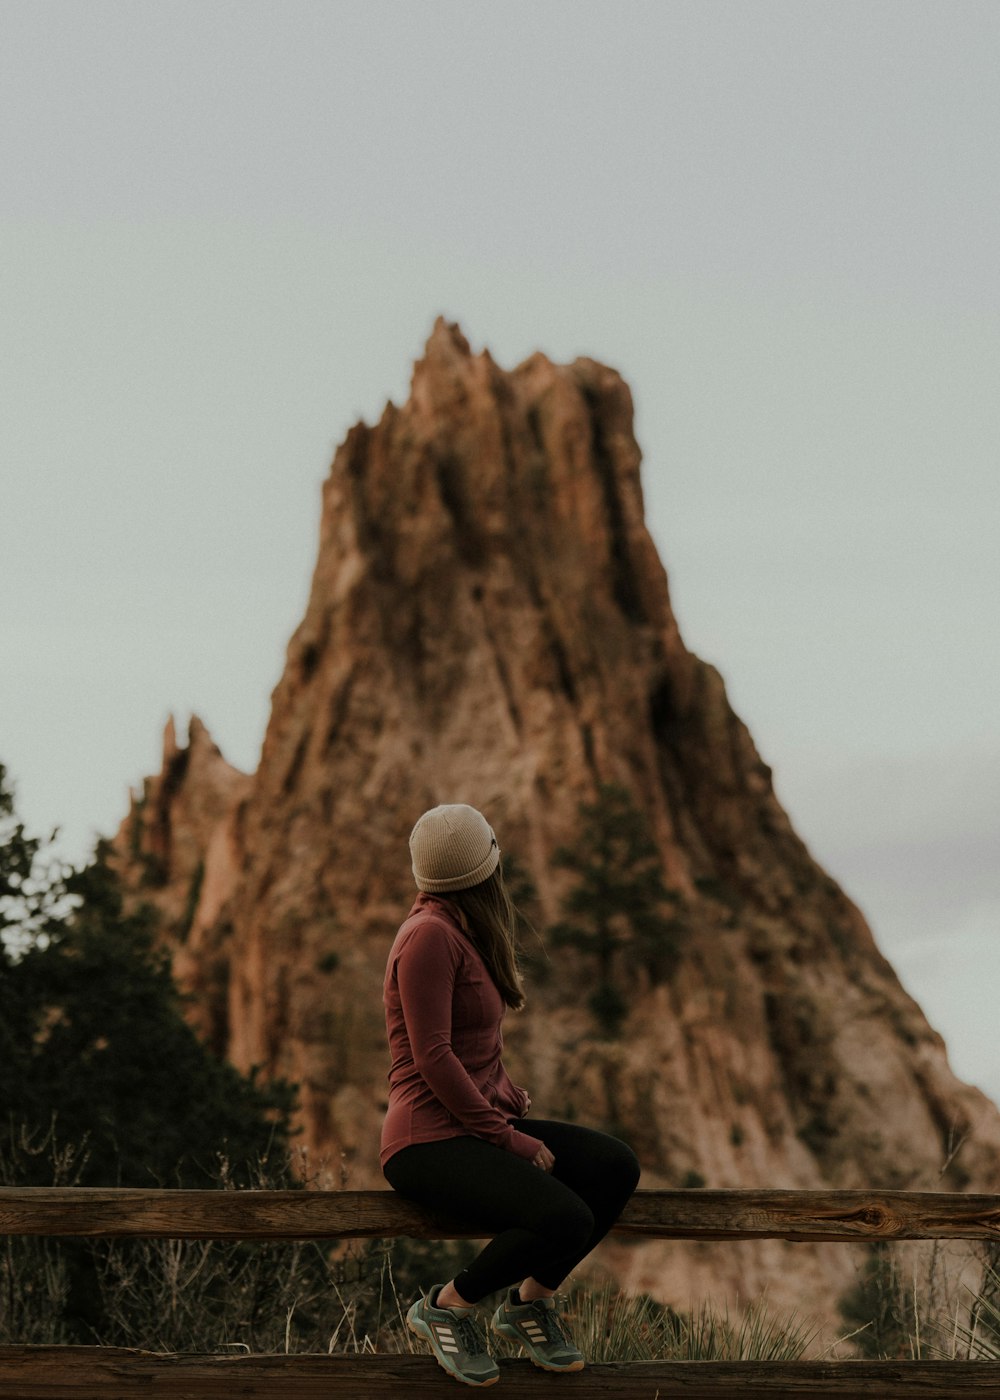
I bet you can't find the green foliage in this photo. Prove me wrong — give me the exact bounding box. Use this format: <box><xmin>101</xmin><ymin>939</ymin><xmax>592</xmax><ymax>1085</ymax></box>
<box><xmin>0</xmin><ymin>763</ymin><xmax>65</xmax><ymax>954</ymax></box>
<box><xmin>0</xmin><ymin>757</ymin><xmax>301</xmax><ymax>1343</ymax></box>
<box><xmin>0</xmin><ymin>766</ymin><xmax>296</xmax><ymax>1191</ymax></box>
<box><xmin>550</xmin><ymin>784</ymin><xmax>684</xmax><ymax>1034</ymax></box>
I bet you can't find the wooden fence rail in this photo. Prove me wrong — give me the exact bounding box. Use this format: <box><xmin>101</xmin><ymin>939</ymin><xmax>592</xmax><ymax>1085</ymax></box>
<box><xmin>3</xmin><ymin>1188</ymin><xmax>1000</xmax><ymax>1397</ymax></box>
<box><xmin>3</xmin><ymin>1186</ymin><xmax>1000</xmax><ymax>1242</ymax></box>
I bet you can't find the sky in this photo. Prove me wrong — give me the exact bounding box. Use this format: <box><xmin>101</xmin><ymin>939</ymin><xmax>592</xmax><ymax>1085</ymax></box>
<box><xmin>2</xmin><ymin>1</ymin><xmax>998</xmax><ymax>1101</ymax></box>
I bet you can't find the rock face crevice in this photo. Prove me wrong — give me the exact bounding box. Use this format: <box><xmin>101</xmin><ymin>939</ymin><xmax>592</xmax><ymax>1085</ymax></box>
<box><xmin>111</xmin><ymin>317</ymin><xmax>1000</xmax><ymax>1330</ymax></box>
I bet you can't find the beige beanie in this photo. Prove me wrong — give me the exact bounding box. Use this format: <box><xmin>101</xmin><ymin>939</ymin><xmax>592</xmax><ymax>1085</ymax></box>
<box><xmin>409</xmin><ymin>804</ymin><xmax>500</xmax><ymax>892</ymax></box>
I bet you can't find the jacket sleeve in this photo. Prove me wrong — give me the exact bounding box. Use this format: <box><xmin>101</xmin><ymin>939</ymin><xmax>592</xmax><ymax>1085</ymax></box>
<box><xmin>396</xmin><ymin>920</ymin><xmax>539</xmax><ymax>1161</ymax></box>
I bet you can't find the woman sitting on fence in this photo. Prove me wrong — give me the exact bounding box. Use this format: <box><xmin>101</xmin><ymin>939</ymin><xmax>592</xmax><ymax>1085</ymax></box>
<box><xmin>380</xmin><ymin>803</ymin><xmax>641</xmax><ymax>1388</ymax></box>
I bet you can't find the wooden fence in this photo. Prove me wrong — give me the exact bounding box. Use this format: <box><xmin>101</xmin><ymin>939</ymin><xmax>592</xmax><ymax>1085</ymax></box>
<box><xmin>2</xmin><ymin>1187</ymin><xmax>1000</xmax><ymax>1396</ymax></box>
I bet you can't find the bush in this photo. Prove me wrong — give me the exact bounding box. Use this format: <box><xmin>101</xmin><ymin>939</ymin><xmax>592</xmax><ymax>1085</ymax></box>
<box><xmin>1</xmin><ymin>764</ymin><xmax>295</xmax><ymax>1189</ymax></box>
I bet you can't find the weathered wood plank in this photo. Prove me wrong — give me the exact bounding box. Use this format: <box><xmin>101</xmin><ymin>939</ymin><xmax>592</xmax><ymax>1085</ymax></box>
<box><xmin>1</xmin><ymin>1187</ymin><xmax>999</xmax><ymax>1242</ymax></box>
<box><xmin>618</xmin><ymin>1189</ymin><xmax>1000</xmax><ymax>1242</ymax></box>
<box><xmin>1</xmin><ymin>1350</ymin><xmax>1000</xmax><ymax>1399</ymax></box>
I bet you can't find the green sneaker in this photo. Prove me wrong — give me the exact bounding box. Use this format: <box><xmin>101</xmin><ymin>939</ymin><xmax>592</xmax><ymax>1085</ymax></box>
<box><xmin>491</xmin><ymin>1288</ymin><xmax>585</xmax><ymax>1372</ymax></box>
<box><xmin>406</xmin><ymin>1283</ymin><xmax>500</xmax><ymax>1387</ymax></box>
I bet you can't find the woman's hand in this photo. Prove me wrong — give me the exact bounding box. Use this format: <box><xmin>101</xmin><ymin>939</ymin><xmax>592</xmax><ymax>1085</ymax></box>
<box><xmin>532</xmin><ymin>1143</ymin><xmax>555</xmax><ymax>1172</ymax></box>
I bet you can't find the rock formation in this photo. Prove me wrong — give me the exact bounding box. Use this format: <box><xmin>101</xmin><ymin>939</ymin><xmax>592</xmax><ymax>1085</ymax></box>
<box><xmin>111</xmin><ymin>318</ymin><xmax>1000</xmax><ymax>1331</ymax></box>
<box><xmin>114</xmin><ymin>714</ymin><xmax>250</xmax><ymax>1056</ymax></box>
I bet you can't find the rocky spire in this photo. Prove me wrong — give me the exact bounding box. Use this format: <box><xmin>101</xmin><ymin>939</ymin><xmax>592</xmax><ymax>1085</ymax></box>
<box><xmin>111</xmin><ymin>320</ymin><xmax>1000</xmax><ymax>1331</ymax></box>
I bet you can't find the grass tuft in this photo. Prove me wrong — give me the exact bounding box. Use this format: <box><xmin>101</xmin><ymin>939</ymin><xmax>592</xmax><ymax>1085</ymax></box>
<box><xmin>516</xmin><ymin>1277</ymin><xmax>820</xmax><ymax>1363</ymax></box>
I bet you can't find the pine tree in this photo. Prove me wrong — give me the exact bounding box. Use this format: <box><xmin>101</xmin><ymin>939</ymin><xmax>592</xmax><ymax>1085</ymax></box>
<box><xmin>0</xmin><ymin>762</ymin><xmax>65</xmax><ymax>955</ymax></box>
<box><xmin>0</xmin><ymin>765</ymin><xmax>295</xmax><ymax>1189</ymax></box>
<box><xmin>550</xmin><ymin>783</ymin><xmax>683</xmax><ymax>1035</ymax></box>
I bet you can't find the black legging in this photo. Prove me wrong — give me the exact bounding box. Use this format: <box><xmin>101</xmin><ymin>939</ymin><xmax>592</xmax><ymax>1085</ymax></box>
<box><xmin>382</xmin><ymin>1119</ymin><xmax>641</xmax><ymax>1304</ymax></box>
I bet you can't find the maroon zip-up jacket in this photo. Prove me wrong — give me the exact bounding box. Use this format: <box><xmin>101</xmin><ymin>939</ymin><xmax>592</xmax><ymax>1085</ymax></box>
<box><xmin>380</xmin><ymin>892</ymin><xmax>539</xmax><ymax>1168</ymax></box>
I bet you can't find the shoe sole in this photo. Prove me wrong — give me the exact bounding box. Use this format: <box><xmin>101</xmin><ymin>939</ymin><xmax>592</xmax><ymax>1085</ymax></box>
<box><xmin>492</xmin><ymin>1317</ymin><xmax>586</xmax><ymax>1372</ymax></box>
<box><xmin>407</xmin><ymin>1308</ymin><xmax>500</xmax><ymax>1388</ymax></box>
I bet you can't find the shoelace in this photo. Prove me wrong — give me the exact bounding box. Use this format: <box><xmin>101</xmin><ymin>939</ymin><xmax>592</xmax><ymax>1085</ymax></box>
<box><xmin>446</xmin><ymin>1308</ymin><xmax>491</xmax><ymax>1356</ymax></box>
<box><xmin>522</xmin><ymin>1296</ymin><xmax>574</xmax><ymax>1345</ymax></box>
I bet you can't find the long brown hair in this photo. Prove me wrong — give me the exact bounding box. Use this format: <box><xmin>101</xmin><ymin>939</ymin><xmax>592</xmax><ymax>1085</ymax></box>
<box><xmin>439</xmin><ymin>865</ymin><xmax>525</xmax><ymax>1010</ymax></box>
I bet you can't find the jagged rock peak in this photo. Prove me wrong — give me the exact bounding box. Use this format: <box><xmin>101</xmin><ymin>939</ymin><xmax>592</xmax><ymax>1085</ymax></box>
<box><xmin>159</xmin><ymin>712</ymin><xmax>225</xmax><ymax>768</ymax></box>
<box><xmin>315</xmin><ymin>316</ymin><xmax>662</xmax><ymax>667</ymax></box>
<box><xmin>415</xmin><ymin>314</ymin><xmax>474</xmax><ymax>369</ymax></box>
<box><xmin>407</xmin><ymin>316</ymin><xmax>496</xmax><ymax>421</ymax></box>
<box><xmin>109</xmin><ymin>325</ymin><xmax>1000</xmax><ymax>1341</ymax></box>
<box><xmin>111</xmin><ymin>712</ymin><xmax>251</xmax><ymax>955</ymax></box>
<box><xmin>161</xmin><ymin>713</ymin><xmax>180</xmax><ymax>765</ymax></box>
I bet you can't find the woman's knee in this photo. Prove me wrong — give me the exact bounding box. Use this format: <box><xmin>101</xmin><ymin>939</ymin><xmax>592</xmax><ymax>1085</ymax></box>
<box><xmin>590</xmin><ymin>1138</ymin><xmax>641</xmax><ymax>1203</ymax></box>
<box><xmin>546</xmin><ymin>1196</ymin><xmax>596</xmax><ymax>1252</ymax></box>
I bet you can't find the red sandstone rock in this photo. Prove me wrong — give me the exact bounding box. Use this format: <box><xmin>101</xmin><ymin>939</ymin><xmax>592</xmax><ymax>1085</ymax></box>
<box><xmin>111</xmin><ymin>318</ymin><xmax>1000</xmax><ymax>1332</ymax></box>
<box><xmin>111</xmin><ymin>713</ymin><xmax>250</xmax><ymax>1054</ymax></box>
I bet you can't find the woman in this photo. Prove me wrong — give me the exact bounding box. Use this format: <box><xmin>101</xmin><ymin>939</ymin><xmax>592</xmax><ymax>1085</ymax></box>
<box><xmin>381</xmin><ymin>803</ymin><xmax>641</xmax><ymax>1388</ymax></box>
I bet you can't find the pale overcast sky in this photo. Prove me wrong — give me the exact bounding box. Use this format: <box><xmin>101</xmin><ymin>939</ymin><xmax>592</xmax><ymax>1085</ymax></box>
<box><xmin>2</xmin><ymin>1</ymin><xmax>998</xmax><ymax>1100</ymax></box>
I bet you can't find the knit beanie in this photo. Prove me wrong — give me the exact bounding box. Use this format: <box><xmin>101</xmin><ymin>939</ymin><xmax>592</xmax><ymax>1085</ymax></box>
<box><xmin>409</xmin><ymin>804</ymin><xmax>500</xmax><ymax>892</ymax></box>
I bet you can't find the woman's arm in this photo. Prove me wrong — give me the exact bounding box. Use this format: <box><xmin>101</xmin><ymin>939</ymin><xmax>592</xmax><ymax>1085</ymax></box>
<box><xmin>396</xmin><ymin>922</ymin><xmax>538</xmax><ymax>1160</ymax></box>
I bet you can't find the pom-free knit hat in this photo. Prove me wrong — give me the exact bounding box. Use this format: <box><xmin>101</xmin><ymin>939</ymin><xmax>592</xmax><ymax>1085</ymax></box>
<box><xmin>409</xmin><ymin>804</ymin><xmax>500</xmax><ymax>892</ymax></box>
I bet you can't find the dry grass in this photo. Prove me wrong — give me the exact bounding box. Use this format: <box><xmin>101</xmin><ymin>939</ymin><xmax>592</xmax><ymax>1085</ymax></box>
<box><xmin>4</xmin><ymin>1130</ymin><xmax>1000</xmax><ymax>1364</ymax></box>
<box><xmin>555</xmin><ymin>1277</ymin><xmax>818</xmax><ymax>1363</ymax></box>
